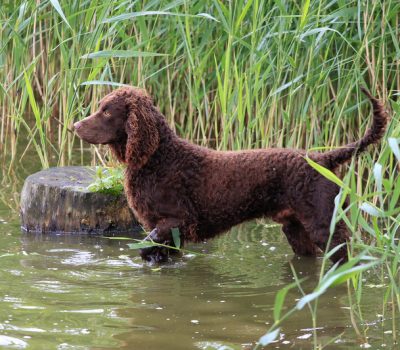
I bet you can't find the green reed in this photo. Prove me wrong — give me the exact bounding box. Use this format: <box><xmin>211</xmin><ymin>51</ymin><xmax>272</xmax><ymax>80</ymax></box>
<box><xmin>1</xmin><ymin>1</ymin><xmax>398</xmax><ymax>164</ymax></box>
<box><xmin>257</xmin><ymin>127</ymin><xmax>400</xmax><ymax>348</ymax></box>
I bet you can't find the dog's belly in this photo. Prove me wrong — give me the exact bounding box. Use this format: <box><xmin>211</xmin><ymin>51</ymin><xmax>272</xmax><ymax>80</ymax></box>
<box><xmin>195</xmin><ymin>185</ymin><xmax>283</xmax><ymax>239</ymax></box>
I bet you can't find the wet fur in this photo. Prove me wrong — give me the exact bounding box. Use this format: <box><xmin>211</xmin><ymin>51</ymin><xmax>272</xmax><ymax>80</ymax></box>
<box><xmin>74</xmin><ymin>87</ymin><xmax>388</xmax><ymax>264</ymax></box>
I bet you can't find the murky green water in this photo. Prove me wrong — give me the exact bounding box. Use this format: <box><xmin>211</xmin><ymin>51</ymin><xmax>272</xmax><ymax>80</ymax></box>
<box><xmin>0</xmin><ymin>160</ymin><xmax>398</xmax><ymax>349</ymax></box>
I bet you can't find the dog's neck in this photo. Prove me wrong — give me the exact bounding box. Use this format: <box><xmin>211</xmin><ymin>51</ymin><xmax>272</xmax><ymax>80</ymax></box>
<box><xmin>156</xmin><ymin>115</ymin><xmax>178</xmax><ymax>145</ymax></box>
<box><xmin>109</xmin><ymin>139</ymin><xmax>127</xmax><ymax>164</ymax></box>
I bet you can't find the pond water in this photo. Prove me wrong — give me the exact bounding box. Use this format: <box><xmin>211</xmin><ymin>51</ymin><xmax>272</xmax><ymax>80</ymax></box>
<box><xmin>0</xmin><ymin>158</ymin><xmax>397</xmax><ymax>349</ymax></box>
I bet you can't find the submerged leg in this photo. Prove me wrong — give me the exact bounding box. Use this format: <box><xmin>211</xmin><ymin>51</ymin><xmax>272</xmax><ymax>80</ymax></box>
<box><xmin>273</xmin><ymin>210</ymin><xmax>319</xmax><ymax>257</ymax></box>
<box><xmin>306</xmin><ymin>220</ymin><xmax>349</xmax><ymax>264</ymax></box>
<box><xmin>140</xmin><ymin>228</ymin><xmax>171</xmax><ymax>264</ymax></box>
<box><xmin>282</xmin><ymin>218</ymin><xmax>320</xmax><ymax>256</ymax></box>
<box><xmin>139</xmin><ymin>218</ymin><xmax>188</xmax><ymax>264</ymax></box>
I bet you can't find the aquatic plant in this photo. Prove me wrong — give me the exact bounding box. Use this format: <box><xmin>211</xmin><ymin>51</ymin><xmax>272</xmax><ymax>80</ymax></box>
<box><xmin>87</xmin><ymin>166</ymin><xmax>124</xmax><ymax>195</ymax></box>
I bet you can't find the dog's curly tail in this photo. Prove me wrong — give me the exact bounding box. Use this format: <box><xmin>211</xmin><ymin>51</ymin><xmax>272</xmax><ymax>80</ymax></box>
<box><xmin>323</xmin><ymin>87</ymin><xmax>388</xmax><ymax>169</ymax></box>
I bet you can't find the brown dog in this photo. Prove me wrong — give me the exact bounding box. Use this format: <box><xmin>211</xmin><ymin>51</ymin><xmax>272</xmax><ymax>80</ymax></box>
<box><xmin>74</xmin><ymin>87</ymin><xmax>387</xmax><ymax>264</ymax></box>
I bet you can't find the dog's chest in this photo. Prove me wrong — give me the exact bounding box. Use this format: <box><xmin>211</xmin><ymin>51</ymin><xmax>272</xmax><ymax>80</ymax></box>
<box><xmin>123</xmin><ymin>175</ymin><xmax>160</xmax><ymax>228</ymax></box>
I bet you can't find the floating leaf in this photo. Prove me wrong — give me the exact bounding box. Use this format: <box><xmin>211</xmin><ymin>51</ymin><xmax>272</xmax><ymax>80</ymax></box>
<box><xmin>171</xmin><ymin>227</ymin><xmax>181</xmax><ymax>248</ymax></box>
<box><xmin>127</xmin><ymin>242</ymin><xmax>158</xmax><ymax>250</ymax></box>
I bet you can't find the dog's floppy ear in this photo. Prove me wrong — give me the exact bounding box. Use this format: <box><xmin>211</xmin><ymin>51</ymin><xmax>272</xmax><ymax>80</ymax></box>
<box><xmin>125</xmin><ymin>93</ymin><xmax>160</xmax><ymax>170</ymax></box>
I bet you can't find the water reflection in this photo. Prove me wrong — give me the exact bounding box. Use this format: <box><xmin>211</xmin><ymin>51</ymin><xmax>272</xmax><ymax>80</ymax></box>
<box><xmin>0</xmin><ymin>208</ymin><xmax>397</xmax><ymax>349</ymax></box>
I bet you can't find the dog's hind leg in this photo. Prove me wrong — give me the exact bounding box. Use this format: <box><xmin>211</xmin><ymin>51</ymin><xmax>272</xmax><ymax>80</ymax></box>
<box><xmin>274</xmin><ymin>212</ymin><xmax>319</xmax><ymax>256</ymax></box>
<box><xmin>306</xmin><ymin>220</ymin><xmax>349</xmax><ymax>264</ymax></box>
<box><xmin>295</xmin><ymin>187</ymin><xmax>349</xmax><ymax>263</ymax></box>
<box><xmin>282</xmin><ymin>218</ymin><xmax>320</xmax><ymax>256</ymax></box>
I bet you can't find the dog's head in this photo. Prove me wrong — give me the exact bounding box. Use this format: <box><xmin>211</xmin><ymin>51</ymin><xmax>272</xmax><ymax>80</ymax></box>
<box><xmin>74</xmin><ymin>87</ymin><xmax>160</xmax><ymax>168</ymax></box>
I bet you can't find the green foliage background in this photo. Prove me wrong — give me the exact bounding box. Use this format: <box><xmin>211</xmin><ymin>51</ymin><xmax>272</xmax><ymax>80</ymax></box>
<box><xmin>1</xmin><ymin>0</ymin><xmax>398</xmax><ymax>167</ymax></box>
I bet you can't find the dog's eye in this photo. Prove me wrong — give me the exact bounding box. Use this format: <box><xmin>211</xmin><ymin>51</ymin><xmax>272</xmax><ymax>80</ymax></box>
<box><xmin>103</xmin><ymin>109</ymin><xmax>112</xmax><ymax>119</ymax></box>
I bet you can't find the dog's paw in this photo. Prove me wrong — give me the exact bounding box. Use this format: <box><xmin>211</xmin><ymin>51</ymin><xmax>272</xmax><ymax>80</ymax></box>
<box><xmin>139</xmin><ymin>245</ymin><xmax>169</xmax><ymax>264</ymax></box>
<box><xmin>139</xmin><ymin>227</ymin><xmax>183</xmax><ymax>264</ymax></box>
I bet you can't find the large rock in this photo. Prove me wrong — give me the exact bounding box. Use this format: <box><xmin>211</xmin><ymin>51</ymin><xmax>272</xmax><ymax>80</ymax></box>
<box><xmin>20</xmin><ymin>166</ymin><xmax>140</xmax><ymax>234</ymax></box>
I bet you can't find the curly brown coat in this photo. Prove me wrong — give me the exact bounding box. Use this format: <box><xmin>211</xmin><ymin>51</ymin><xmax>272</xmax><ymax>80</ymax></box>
<box><xmin>74</xmin><ymin>87</ymin><xmax>388</xmax><ymax>264</ymax></box>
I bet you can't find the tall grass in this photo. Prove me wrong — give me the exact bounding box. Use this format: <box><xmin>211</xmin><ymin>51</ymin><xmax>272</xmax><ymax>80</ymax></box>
<box><xmin>1</xmin><ymin>0</ymin><xmax>398</xmax><ymax>166</ymax></box>
<box><xmin>257</xmin><ymin>136</ymin><xmax>400</xmax><ymax>348</ymax></box>
<box><xmin>1</xmin><ymin>1</ymin><xmax>399</xmax><ymax>348</ymax></box>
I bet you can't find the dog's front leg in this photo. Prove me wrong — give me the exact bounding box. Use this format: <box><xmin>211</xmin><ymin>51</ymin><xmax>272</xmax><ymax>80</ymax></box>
<box><xmin>139</xmin><ymin>228</ymin><xmax>171</xmax><ymax>264</ymax></box>
<box><xmin>139</xmin><ymin>219</ymin><xmax>184</xmax><ymax>264</ymax></box>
